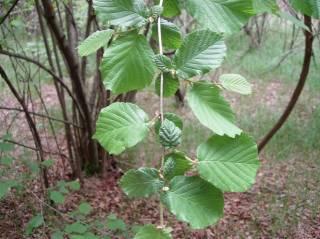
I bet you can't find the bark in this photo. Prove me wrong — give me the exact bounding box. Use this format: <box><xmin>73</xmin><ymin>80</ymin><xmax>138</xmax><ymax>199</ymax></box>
<box><xmin>80</xmin><ymin>0</ymin><xmax>95</xmax><ymax>82</ymax></box>
<box><xmin>0</xmin><ymin>49</ymin><xmax>82</xmax><ymax>117</ymax></box>
<box><xmin>175</xmin><ymin>89</ymin><xmax>185</xmax><ymax>106</ymax></box>
<box><xmin>40</xmin><ymin>0</ymin><xmax>99</xmax><ymax>168</ymax></box>
<box><xmin>0</xmin><ymin>65</ymin><xmax>49</xmax><ymax>189</ymax></box>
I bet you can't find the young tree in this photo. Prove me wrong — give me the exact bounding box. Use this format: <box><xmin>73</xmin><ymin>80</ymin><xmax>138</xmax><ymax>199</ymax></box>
<box><xmin>259</xmin><ymin>0</ymin><xmax>318</xmax><ymax>151</ymax></box>
<box><xmin>89</xmin><ymin>0</ymin><xmax>266</xmax><ymax>237</ymax></box>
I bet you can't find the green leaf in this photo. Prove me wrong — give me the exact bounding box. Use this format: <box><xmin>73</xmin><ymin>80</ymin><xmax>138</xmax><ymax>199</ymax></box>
<box><xmin>69</xmin><ymin>233</ymin><xmax>99</xmax><ymax>239</ymax></box>
<box><xmin>0</xmin><ymin>156</ymin><xmax>14</xmax><ymax>166</ymax></box>
<box><xmin>41</xmin><ymin>159</ymin><xmax>54</xmax><ymax>168</ymax></box>
<box><xmin>0</xmin><ymin>141</ymin><xmax>14</xmax><ymax>152</ymax></box>
<box><xmin>69</xmin><ymin>235</ymin><xmax>85</xmax><ymax>239</ymax></box>
<box><xmin>181</xmin><ymin>0</ymin><xmax>255</xmax><ymax>34</ymax></box>
<box><xmin>82</xmin><ymin>232</ymin><xmax>100</xmax><ymax>239</ymax></box>
<box><xmin>155</xmin><ymin>73</ymin><xmax>179</xmax><ymax>98</ymax></box>
<box><xmin>0</xmin><ymin>134</ymin><xmax>14</xmax><ymax>152</ymax></box>
<box><xmin>161</xmin><ymin>176</ymin><xmax>224</xmax><ymax>229</ymax></box>
<box><xmin>0</xmin><ymin>180</ymin><xmax>18</xmax><ymax>200</ymax></box>
<box><xmin>78</xmin><ymin>30</ymin><xmax>114</xmax><ymax>57</ymax></box>
<box><xmin>65</xmin><ymin>222</ymin><xmax>88</xmax><ymax>234</ymax></box>
<box><xmin>78</xmin><ymin>202</ymin><xmax>92</xmax><ymax>215</ymax></box>
<box><xmin>163</xmin><ymin>151</ymin><xmax>192</xmax><ymax>180</ymax></box>
<box><xmin>120</xmin><ymin>168</ymin><xmax>164</xmax><ymax>198</ymax></box>
<box><xmin>68</xmin><ymin>233</ymin><xmax>99</xmax><ymax>239</ymax></box>
<box><xmin>197</xmin><ymin>134</ymin><xmax>260</xmax><ymax>192</ymax></box>
<box><xmin>51</xmin><ymin>231</ymin><xmax>64</xmax><ymax>239</ymax></box>
<box><xmin>26</xmin><ymin>161</ymin><xmax>40</xmax><ymax>174</ymax></box>
<box><xmin>93</xmin><ymin>0</ymin><xmax>147</xmax><ymax>27</ymax></box>
<box><xmin>152</xmin><ymin>19</ymin><xmax>183</xmax><ymax>49</ymax></box>
<box><xmin>289</xmin><ymin>0</ymin><xmax>320</xmax><ymax>19</ymax></box>
<box><xmin>132</xmin><ymin>225</ymin><xmax>144</xmax><ymax>234</ymax></box>
<box><xmin>187</xmin><ymin>81</ymin><xmax>242</xmax><ymax>137</ymax></box>
<box><xmin>50</xmin><ymin>191</ymin><xmax>65</xmax><ymax>204</ymax></box>
<box><xmin>134</xmin><ymin>224</ymin><xmax>172</xmax><ymax>239</ymax></box>
<box><xmin>154</xmin><ymin>54</ymin><xmax>174</xmax><ymax>72</ymax></box>
<box><xmin>219</xmin><ymin>74</ymin><xmax>252</xmax><ymax>95</ymax></box>
<box><xmin>150</xmin><ymin>5</ymin><xmax>164</xmax><ymax>18</ymax></box>
<box><xmin>100</xmin><ymin>31</ymin><xmax>156</xmax><ymax>94</ymax></box>
<box><xmin>279</xmin><ymin>12</ymin><xmax>310</xmax><ymax>31</ymax></box>
<box><xmin>159</xmin><ymin>119</ymin><xmax>182</xmax><ymax>148</ymax></box>
<box><xmin>106</xmin><ymin>214</ymin><xmax>126</xmax><ymax>231</ymax></box>
<box><xmin>55</xmin><ymin>181</ymin><xmax>68</xmax><ymax>194</ymax></box>
<box><xmin>154</xmin><ymin>113</ymin><xmax>183</xmax><ymax>134</ymax></box>
<box><xmin>173</xmin><ymin>30</ymin><xmax>226</xmax><ymax>79</ymax></box>
<box><xmin>156</xmin><ymin>0</ymin><xmax>181</xmax><ymax>18</ymax></box>
<box><xmin>25</xmin><ymin>214</ymin><xmax>44</xmax><ymax>235</ymax></box>
<box><xmin>67</xmin><ymin>180</ymin><xmax>81</xmax><ymax>191</ymax></box>
<box><xmin>94</xmin><ymin>103</ymin><xmax>149</xmax><ymax>155</ymax></box>
<box><xmin>253</xmin><ymin>0</ymin><xmax>279</xmax><ymax>13</ymax></box>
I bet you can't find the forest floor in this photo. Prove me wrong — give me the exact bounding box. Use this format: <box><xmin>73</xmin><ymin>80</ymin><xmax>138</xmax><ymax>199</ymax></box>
<box><xmin>1</xmin><ymin>76</ymin><xmax>320</xmax><ymax>238</ymax></box>
<box><xmin>1</xmin><ymin>29</ymin><xmax>320</xmax><ymax>238</ymax></box>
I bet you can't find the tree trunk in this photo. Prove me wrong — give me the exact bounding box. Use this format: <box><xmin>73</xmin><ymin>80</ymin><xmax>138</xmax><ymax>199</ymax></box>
<box><xmin>40</xmin><ymin>0</ymin><xmax>99</xmax><ymax>169</ymax></box>
<box><xmin>258</xmin><ymin>15</ymin><xmax>314</xmax><ymax>152</ymax></box>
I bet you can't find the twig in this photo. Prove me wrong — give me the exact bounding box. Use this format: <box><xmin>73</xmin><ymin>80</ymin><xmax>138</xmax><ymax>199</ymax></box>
<box><xmin>41</xmin><ymin>0</ymin><xmax>99</xmax><ymax>167</ymax></box>
<box><xmin>0</xmin><ymin>49</ymin><xmax>84</xmax><ymax>120</ymax></box>
<box><xmin>157</xmin><ymin>0</ymin><xmax>165</xmax><ymax>229</ymax></box>
<box><xmin>0</xmin><ymin>65</ymin><xmax>49</xmax><ymax>189</ymax></box>
<box><xmin>3</xmin><ymin>139</ymin><xmax>68</xmax><ymax>158</ymax></box>
<box><xmin>0</xmin><ymin>0</ymin><xmax>20</xmax><ymax>25</ymax></box>
<box><xmin>0</xmin><ymin>106</ymin><xmax>83</xmax><ymax>128</ymax></box>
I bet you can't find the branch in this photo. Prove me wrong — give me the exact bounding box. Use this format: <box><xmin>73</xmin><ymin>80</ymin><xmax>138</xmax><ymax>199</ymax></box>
<box><xmin>40</xmin><ymin>0</ymin><xmax>99</xmax><ymax>166</ymax></box>
<box><xmin>81</xmin><ymin>0</ymin><xmax>96</xmax><ymax>82</ymax></box>
<box><xmin>0</xmin><ymin>0</ymin><xmax>20</xmax><ymax>25</ymax></box>
<box><xmin>258</xmin><ymin>15</ymin><xmax>314</xmax><ymax>152</ymax></box>
<box><xmin>0</xmin><ymin>64</ymin><xmax>49</xmax><ymax>188</ymax></box>
<box><xmin>3</xmin><ymin>139</ymin><xmax>68</xmax><ymax>157</ymax></box>
<box><xmin>0</xmin><ymin>49</ymin><xmax>85</xmax><ymax>120</ymax></box>
<box><xmin>0</xmin><ymin>106</ymin><xmax>82</xmax><ymax>128</ymax></box>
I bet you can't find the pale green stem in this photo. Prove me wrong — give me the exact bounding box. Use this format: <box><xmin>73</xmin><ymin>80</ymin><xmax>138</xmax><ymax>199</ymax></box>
<box><xmin>157</xmin><ymin>0</ymin><xmax>165</xmax><ymax>229</ymax></box>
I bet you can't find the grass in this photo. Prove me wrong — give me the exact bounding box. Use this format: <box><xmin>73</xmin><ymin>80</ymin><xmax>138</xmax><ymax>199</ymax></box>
<box><xmin>224</xmin><ymin>19</ymin><xmax>320</xmax><ymax>90</ymax></box>
<box><xmin>219</xmin><ymin>17</ymin><xmax>320</xmax><ymax>159</ymax></box>
<box><xmin>224</xmin><ymin>19</ymin><xmax>320</xmax><ymax>236</ymax></box>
